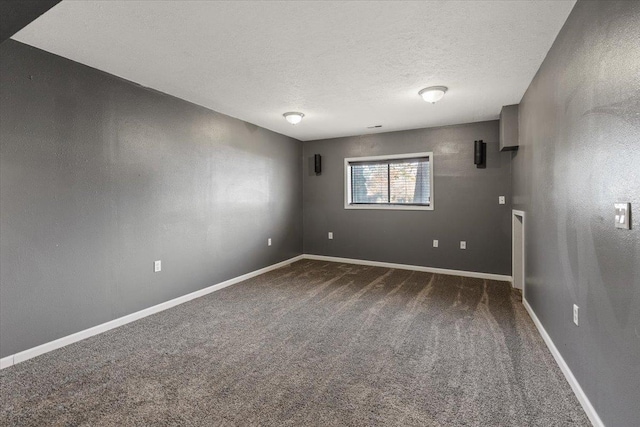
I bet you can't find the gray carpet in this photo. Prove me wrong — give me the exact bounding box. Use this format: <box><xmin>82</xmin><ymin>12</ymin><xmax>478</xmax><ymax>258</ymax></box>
<box><xmin>0</xmin><ymin>260</ymin><xmax>589</xmax><ymax>426</ymax></box>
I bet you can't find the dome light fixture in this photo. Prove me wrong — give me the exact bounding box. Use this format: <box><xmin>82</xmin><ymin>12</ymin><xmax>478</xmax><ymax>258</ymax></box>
<box><xmin>283</xmin><ymin>112</ymin><xmax>305</xmax><ymax>125</ymax></box>
<box><xmin>419</xmin><ymin>86</ymin><xmax>448</xmax><ymax>103</ymax></box>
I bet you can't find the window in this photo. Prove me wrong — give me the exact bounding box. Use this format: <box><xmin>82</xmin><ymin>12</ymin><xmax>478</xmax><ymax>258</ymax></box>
<box><xmin>344</xmin><ymin>152</ymin><xmax>433</xmax><ymax>210</ymax></box>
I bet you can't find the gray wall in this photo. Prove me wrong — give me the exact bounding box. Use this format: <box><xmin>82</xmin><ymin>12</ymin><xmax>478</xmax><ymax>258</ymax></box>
<box><xmin>0</xmin><ymin>40</ymin><xmax>302</xmax><ymax>358</ymax></box>
<box><xmin>303</xmin><ymin>121</ymin><xmax>512</xmax><ymax>275</ymax></box>
<box><xmin>0</xmin><ymin>1</ymin><xmax>60</xmax><ymax>43</ymax></box>
<box><xmin>512</xmin><ymin>1</ymin><xmax>640</xmax><ymax>425</ymax></box>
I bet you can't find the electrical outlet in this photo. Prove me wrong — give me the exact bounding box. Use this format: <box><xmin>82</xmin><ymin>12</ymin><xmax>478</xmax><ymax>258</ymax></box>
<box><xmin>433</xmin><ymin>239</ymin><xmax>439</xmax><ymax>248</ymax></box>
<box><xmin>460</xmin><ymin>241</ymin><xmax>466</xmax><ymax>250</ymax></box>
<box><xmin>328</xmin><ymin>232</ymin><xmax>333</xmax><ymax>240</ymax></box>
<box><xmin>573</xmin><ymin>304</ymin><xmax>579</xmax><ymax>326</ymax></box>
<box><xmin>154</xmin><ymin>260</ymin><xmax>161</xmax><ymax>273</ymax></box>
<box><xmin>499</xmin><ymin>196</ymin><xmax>506</xmax><ymax>205</ymax></box>
<box><xmin>268</xmin><ymin>238</ymin><xmax>272</xmax><ymax>246</ymax></box>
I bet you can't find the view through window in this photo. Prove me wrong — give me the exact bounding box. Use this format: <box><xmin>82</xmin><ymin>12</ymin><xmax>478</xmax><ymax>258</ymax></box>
<box><xmin>345</xmin><ymin>153</ymin><xmax>433</xmax><ymax>210</ymax></box>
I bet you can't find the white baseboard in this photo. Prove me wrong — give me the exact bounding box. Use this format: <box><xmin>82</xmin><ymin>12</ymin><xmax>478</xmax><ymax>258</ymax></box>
<box><xmin>522</xmin><ymin>299</ymin><xmax>604</xmax><ymax>427</ymax></box>
<box><xmin>1</xmin><ymin>254</ymin><xmax>509</xmax><ymax>370</ymax></box>
<box><xmin>0</xmin><ymin>355</ymin><xmax>13</xmax><ymax>369</ymax></box>
<box><xmin>0</xmin><ymin>254</ymin><xmax>603</xmax><ymax>427</ymax></box>
<box><xmin>0</xmin><ymin>255</ymin><xmax>304</xmax><ymax>370</ymax></box>
<box><xmin>303</xmin><ymin>254</ymin><xmax>512</xmax><ymax>282</ymax></box>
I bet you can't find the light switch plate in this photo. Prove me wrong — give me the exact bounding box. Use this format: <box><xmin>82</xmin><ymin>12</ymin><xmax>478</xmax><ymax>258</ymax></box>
<box><xmin>433</xmin><ymin>239</ymin><xmax>439</xmax><ymax>248</ymax></box>
<box><xmin>499</xmin><ymin>196</ymin><xmax>506</xmax><ymax>205</ymax></box>
<box><xmin>614</xmin><ymin>203</ymin><xmax>630</xmax><ymax>229</ymax></box>
<box><xmin>154</xmin><ymin>260</ymin><xmax>161</xmax><ymax>273</ymax></box>
<box><xmin>328</xmin><ymin>232</ymin><xmax>333</xmax><ymax>240</ymax></box>
<box><xmin>460</xmin><ymin>241</ymin><xmax>466</xmax><ymax>250</ymax></box>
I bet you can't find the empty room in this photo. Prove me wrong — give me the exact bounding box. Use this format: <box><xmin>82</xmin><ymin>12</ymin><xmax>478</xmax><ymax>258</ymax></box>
<box><xmin>0</xmin><ymin>0</ymin><xmax>638</xmax><ymax>426</ymax></box>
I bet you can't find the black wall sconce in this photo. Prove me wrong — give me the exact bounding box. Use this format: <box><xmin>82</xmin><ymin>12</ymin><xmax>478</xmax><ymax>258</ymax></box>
<box><xmin>474</xmin><ymin>140</ymin><xmax>486</xmax><ymax>168</ymax></box>
<box><xmin>314</xmin><ymin>154</ymin><xmax>322</xmax><ymax>175</ymax></box>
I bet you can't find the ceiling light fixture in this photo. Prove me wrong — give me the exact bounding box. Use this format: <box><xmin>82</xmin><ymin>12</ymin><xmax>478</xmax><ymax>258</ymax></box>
<box><xmin>419</xmin><ymin>86</ymin><xmax>448</xmax><ymax>103</ymax></box>
<box><xmin>283</xmin><ymin>112</ymin><xmax>304</xmax><ymax>125</ymax></box>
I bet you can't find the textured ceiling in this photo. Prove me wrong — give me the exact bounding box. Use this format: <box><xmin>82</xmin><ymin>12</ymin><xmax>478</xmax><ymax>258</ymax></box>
<box><xmin>12</xmin><ymin>0</ymin><xmax>575</xmax><ymax>141</ymax></box>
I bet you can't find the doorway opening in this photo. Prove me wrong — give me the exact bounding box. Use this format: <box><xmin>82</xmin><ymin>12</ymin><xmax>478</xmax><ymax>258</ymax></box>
<box><xmin>512</xmin><ymin>210</ymin><xmax>525</xmax><ymax>298</ymax></box>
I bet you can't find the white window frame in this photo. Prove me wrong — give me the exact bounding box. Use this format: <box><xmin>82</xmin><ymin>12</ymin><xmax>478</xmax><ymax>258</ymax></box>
<box><xmin>344</xmin><ymin>152</ymin><xmax>434</xmax><ymax>211</ymax></box>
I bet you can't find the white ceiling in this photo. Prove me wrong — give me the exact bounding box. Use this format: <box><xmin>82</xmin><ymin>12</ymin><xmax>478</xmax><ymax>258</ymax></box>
<box><xmin>13</xmin><ymin>0</ymin><xmax>575</xmax><ymax>141</ymax></box>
